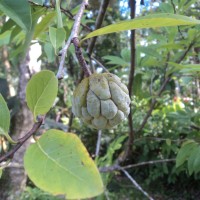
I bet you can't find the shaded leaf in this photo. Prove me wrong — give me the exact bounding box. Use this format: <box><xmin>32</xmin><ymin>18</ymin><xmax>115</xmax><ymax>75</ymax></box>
<box><xmin>24</xmin><ymin>129</ymin><xmax>104</xmax><ymax>199</ymax></box>
<box><xmin>0</xmin><ymin>94</ymin><xmax>16</xmax><ymax>143</ymax></box>
<box><xmin>188</xmin><ymin>146</ymin><xmax>200</xmax><ymax>175</ymax></box>
<box><xmin>26</xmin><ymin>70</ymin><xmax>58</xmax><ymax>121</ymax></box>
<box><xmin>0</xmin><ymin>94</ymin><xmax>10</xmax><ymax>133</ymax></box>
<box><xmin>49</xmin><ymin>27</ymin><xmax>66</xmax><ymax>51</ymax></box>
<box><xmin>167</xmin><ymin>63</ymin><xmax>200</xmax><ymax>75</ymax></box>
<box><xmin>0</xmin><ymin>0</ymin><xmax>32</xmax><ymax>31</ymax></box>
<box><xmin>44</xmin><ymin>43</ymin><xmax>55</xmax><ymax>63</ymax></box>
<box><xmin>81</xmin><ymin>13</ymin><xmax>200</xmax><ymax>43</ymax></box>
<box><xmin>0</xmin><ymin>30</ymin><xmax>12</xmax><ymax>46</ymax></box>
<box><xmin>34</xmin><ymin>11</ymin><xmax>56</xmax><ymax>39</ymax></box>
<box><xmin>176</xmin><ymin>140</ymin><xmax>198</xmax><ymax>168</ymax></box>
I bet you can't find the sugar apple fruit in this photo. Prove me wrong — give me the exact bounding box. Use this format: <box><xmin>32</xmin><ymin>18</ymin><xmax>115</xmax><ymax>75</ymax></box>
<box><xmin>72</xmin><ymin>73</ymin><xmax>130</xmax><ymax>129</ymax></box>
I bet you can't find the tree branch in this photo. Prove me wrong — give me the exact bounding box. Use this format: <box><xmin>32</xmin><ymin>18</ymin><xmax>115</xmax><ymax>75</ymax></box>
<box><xmin>57</xmin><ymin>0</ymin><xmax>91</xmax><ymax>79</ymax></box>
<box><xmin>72</xmin><ymin>37</ymin><xmax>92</xmax><ymax>77</ymax></box>
<box><xmin>0</xmin><ymin>118</ymin><xmax>43</xmax><ymax>163</ymax></box>
<box><xmin>99</xmin><ymin>158</ymin><xmax>175</xmax><ymax>172</ymax></box>
<box><xmin>119</xmin><ymin>0</ymin><xmax>136</xmax><ymax>163</ymax></box>
<box><xmin>87</xmin><ymin>0</ymin><xmax>110</xmax><ymax>56</ymax></box>
<box><xmin>121</xmin><ymin>168</ymin><xmax>154</xmax><ymax>200</ymax></box>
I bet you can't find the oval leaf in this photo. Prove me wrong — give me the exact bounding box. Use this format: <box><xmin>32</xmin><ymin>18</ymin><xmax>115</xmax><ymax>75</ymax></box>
<box><xmin>26</xmin><ymin>70</ymin><xmax>58</xmax><ymax>121</ymax></box>
<box><xmin>24</xmin><ymin>129</ymin><xmax>104</xmax><ymax>199</ymax></box>
<box><xmin>0</xmin><ymin>0</ymin><xmax>32</xmax><ymax>32</ymax></box>
<box><xmin>81</xmin><ymin>13</ymin><xmax>200</xmax><ymax>43</ymax></box>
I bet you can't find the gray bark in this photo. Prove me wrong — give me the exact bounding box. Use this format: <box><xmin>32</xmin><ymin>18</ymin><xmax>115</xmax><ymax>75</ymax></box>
<box><xmin>0</xmin><ymin>52</ymin><xmax>33</xmax><ymax>200</ymax></box>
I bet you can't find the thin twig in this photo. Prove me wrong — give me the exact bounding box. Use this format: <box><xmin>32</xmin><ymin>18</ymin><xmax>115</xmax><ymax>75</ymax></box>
<box><xmin>28</xmin><ymin>0</ymin><xmax>91</xmax><ymax>32</ymax></box>
<box><xmin>99</xmin><ymin>158</ymin><xmax>175</xmax><ymax>172</ymax></box>
<box><xmin>123</xmin><ymin>158</ymin><xmax>176</xmax><ymax>170</ymax></box>
<box><xmin>121</xmin><ymin>168</ymin><xmax>155</xmax><ymax>200</ymax></box>
<box><xmin>95</xmin><ymin>130</ymin><xmax>102</xmax><ymax>157</ymax></box>
<box><xmin>0</xmin><ymin>118</ymin><xmax>43</xmax><ymax>163</ymax></box>
<box><xmin>119</xmin><ymin>0</ymin><xmax>136</xmax><ymax>163</ymax></box>
<box><xmin>72</xmin><ymin>37</ymin><xmax>92</xmax><ymax>77</ymax></box>
<box><xmin>87</xmin><ymin>0</ymin><xmax>110</xmax><ymax>56</ymax></box>
<box><xmin>57</xmin><ymin>0</ymin><xmax>91</xmax><ymax>79</ymax></box>
<box><xmin>91</xmin><ymin>56</ymin><xmax>109</xmax><ymax>72</ymax></box>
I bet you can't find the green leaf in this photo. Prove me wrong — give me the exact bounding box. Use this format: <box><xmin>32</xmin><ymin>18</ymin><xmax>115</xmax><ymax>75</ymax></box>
<box><xmin>24</xmin><ymin>129</ymin><xmax>104</xmax><ymax>199</ymax></box>
<box><xmin>26</xmin><ymin>70</ymin><xmax>58</xmax><ymax>121</ymax></box>
<box><xmin>34</xmin><ymin>11</ymin><xmax>56</xmax><ymax>39</ymax></box>
<box><xmin>0</xmin><ymin>30</ymin><xmax>12</xmax><ymax>46</ymax></box>
<box><xmin>0</xmin><ymin>0</ymin><xmax>32</xmax><ymax>32</ymax></box>
<box><xmin>188</xmin><ymin>146</ymin><xmax>200</xmax><ymax>175</ymax></box>
<box><xmin>0</xmin><ymin>168</ymin><xmax>2</xmax><ymax>179</ymax></box>
<box><xmin>176</xmin><ymin>140</ymin><xmax>198</xmax><ymax>168</ymax></box>
<box><xmin>44</xmin><ymin>43</ymin><xmax>55</xmax><ymax>63</ymax></box>
<box><xmin>49</xmin><ymin>27</ymin><xmax>66</xmax><ymax>51</ymax></box>
<box><xmin>193</xmin><ymin>146</ymin><xmax>200</xmax><ymax>174</ymax></box>
<box><xmin>0</xmin><ymin>94</ymin><xmax>16</xmax><ymax>144</ymax></box>
<box><xmin>81</xmin><ymin>13</ymin><xmax>200</xmax><ymax>43</ymax></box>
<box><xmin>103</xmin><ymin>56</ymin><xmax>128</xmax><ymax>67</ymax></box>
<box><xmin>0</xmin><ymin>94</ymin><xmax>10</xmax><ymax>134</ymax></box>
<box><xmin>167</xmin><ymin>63</ymin><xmax>200</xmax><ymax>75</ymax></box>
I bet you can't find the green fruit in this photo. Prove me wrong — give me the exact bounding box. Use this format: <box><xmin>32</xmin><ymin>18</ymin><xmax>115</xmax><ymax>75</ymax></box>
<box><xmin>72</xmin><ymin>73</ymin><xmax>130</xmax><ymax>129</ymax></box>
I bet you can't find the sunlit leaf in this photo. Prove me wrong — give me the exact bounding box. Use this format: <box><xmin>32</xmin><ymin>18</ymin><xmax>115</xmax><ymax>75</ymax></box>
<box><xmin>26</xmin><ymin>70</ymin><xmax>58</xmax><ymax>121</ymax></box>
<box><xmin>44</xmin><ymin>43</ymin><xmax>55</xmax><ymax>63</ymax></box>
<box><xmin>24</xmin><ymin>129</ymin><xmax>104</xmax><ymax>199</ymax></box>
<box><xmin>193</xmin><ymin>146</ymin><xmax>200</xmax><ymax>174</ymax></box>
<box><xmin>0</xmin><ymin>0</ymin><xmax>32</xmax><ymax>31</ymax></box>
<box><xmin>81</xmin><ymin>13</ymin><xmax>200</xmax><ymax>43</ymax></box>
<box><xmin>0</xmin><ymin>168</ymin><xmax>2</xmax><ymax>179</ymax></box>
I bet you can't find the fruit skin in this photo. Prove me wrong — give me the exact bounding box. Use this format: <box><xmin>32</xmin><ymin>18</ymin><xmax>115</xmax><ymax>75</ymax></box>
<box><xmin>72</xmin><ymin>73</ymin><xmax>130</xmax><ymax>130</ymax></box>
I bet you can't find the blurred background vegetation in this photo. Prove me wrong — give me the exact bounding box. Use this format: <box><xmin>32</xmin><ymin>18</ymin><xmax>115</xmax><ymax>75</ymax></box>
<box><xmin>0</xmin><ymin>0</ymin><xmax>200</xmax><ymax>199</ymax></box>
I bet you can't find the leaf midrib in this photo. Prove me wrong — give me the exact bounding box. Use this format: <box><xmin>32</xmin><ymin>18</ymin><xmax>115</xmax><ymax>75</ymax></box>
<box><xmin>33</xmin><ymin>75</ymin><xmax>54</xmax><ymax>118</ymax></box>
<box><xmin>36</xmin><ymin>140</ymin><xmax>84</xmax><ymax>182</ymax></box>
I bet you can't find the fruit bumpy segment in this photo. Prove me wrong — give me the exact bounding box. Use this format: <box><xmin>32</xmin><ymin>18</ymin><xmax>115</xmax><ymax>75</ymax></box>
<box><xmin>72</xmin><ymin>73</ymin><xmax>130</xmax><ymax>129</ymax></box>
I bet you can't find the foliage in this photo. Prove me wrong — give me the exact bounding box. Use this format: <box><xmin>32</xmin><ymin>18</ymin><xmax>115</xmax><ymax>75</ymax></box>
<box><xmin>0</xmin><ymin>0</ymin><xmax>200</xmax><ymax>199</ymax></box>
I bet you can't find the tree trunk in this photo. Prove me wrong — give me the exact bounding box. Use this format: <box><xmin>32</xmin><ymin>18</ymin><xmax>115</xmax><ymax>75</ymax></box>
<box><xmin>0</xmin><ymin>52</ymin><xmax>33</xmax><ymax>200</ymax></box>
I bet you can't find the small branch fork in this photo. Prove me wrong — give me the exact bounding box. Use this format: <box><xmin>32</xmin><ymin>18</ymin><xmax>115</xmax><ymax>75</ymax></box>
<box><xmin>0</xmin><ymin>0</ymin><xmax>90</xmax><ymax>164</ymax></box>
<box><xmin>99</xmin><ymin>159</ymin><xmax>175</xmax><ymax>200</ymax></box>
<box><xmin>57</xmin><ymin>0</ymin><xmax>91</xmax><ymax>79</ymax></box>
<box><xmin>137</xmin><ymin>40</ymin><xmax>195</xmax><ymax>133</ymax></box>
<box><xmin>0</xmin><ymin>117</ymin><xmax>43</xmax><ymax>163</ymax></box>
